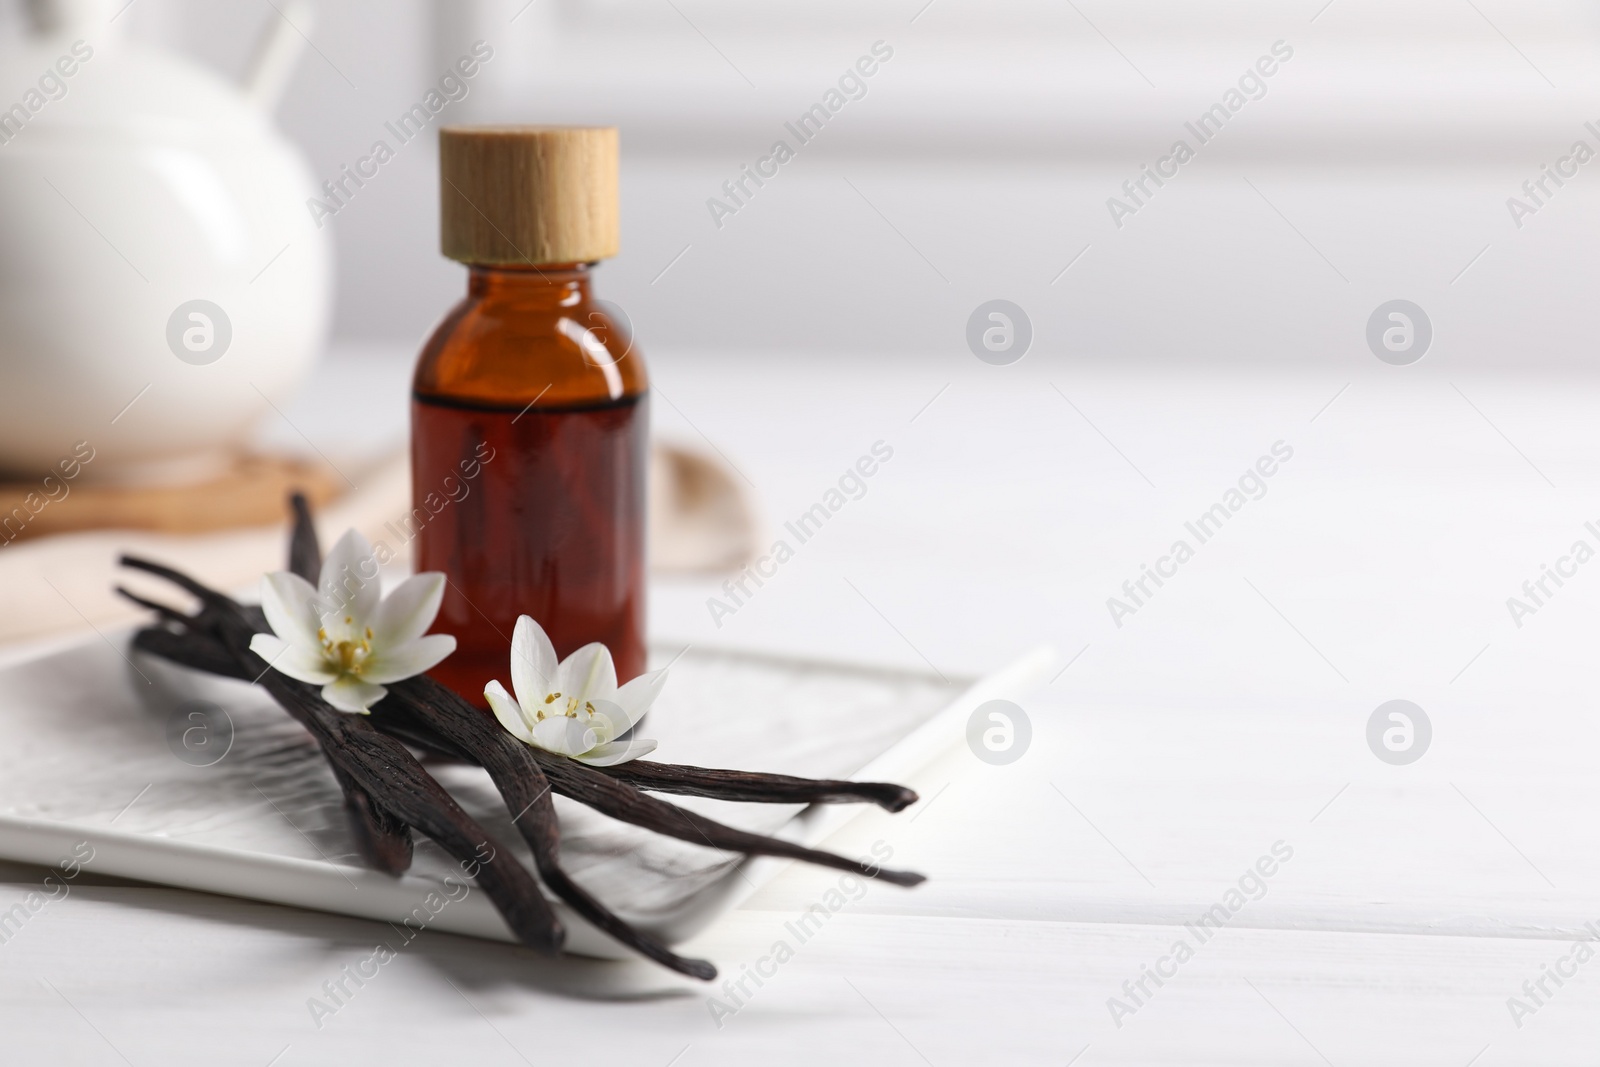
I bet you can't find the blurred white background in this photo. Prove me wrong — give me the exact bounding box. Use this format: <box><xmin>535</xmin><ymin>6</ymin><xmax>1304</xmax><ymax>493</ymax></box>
<box><xmin>9</xmin><ymin>0</ymin><xmax>1600</xmax><ymax>367</ymax></box>
<box><xmin>3</xmin><ymin>0</ymin><xmax>1598</xmax><ymax>684</ymax></box>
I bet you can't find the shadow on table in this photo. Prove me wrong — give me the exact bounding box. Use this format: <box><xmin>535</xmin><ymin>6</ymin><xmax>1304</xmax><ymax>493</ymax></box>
<box><xmin>0</xmin><ymin>859</ymin><xmax>701</xmax><ymax>1003</ymax></box>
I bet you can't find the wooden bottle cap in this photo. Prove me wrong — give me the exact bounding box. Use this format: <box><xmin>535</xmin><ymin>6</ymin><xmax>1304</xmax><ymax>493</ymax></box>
<box><xmin>439</xmin><ymin>126</ymin><xmax>620</xmax><ymax>266</ymax></box>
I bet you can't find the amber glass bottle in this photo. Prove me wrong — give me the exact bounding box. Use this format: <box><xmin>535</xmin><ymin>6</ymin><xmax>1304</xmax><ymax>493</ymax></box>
<box><xmin>412</xmin><ymin>127</ymin><xmax>647</xmax><ymax>706</ymax></box>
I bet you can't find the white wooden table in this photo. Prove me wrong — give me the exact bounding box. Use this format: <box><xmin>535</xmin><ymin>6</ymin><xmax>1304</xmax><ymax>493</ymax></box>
<box><xmin>2</xmin><ymin>349</ymin><xmax>1596</xmax><ymax>1065</ymax></box>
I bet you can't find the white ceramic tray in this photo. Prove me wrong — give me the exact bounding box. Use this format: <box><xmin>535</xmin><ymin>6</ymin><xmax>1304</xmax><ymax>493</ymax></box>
<box><xmin>0</xmin><ymin>628</ymin><xmax>1053</xmax><ymax>960</ymax></box>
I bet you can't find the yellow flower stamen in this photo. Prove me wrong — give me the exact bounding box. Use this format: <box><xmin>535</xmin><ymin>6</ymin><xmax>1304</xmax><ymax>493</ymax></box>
<box><xmin>319</xmin><ymin>627</ymin><xmax>372</xmax><ymax>676</ymax></box>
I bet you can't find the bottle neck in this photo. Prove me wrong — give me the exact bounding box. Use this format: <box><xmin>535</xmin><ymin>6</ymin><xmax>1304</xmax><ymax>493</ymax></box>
<box><xmin>467</xmin><ymin>263</ymin><xmax>593</xmax><ymax>309</ymax></box>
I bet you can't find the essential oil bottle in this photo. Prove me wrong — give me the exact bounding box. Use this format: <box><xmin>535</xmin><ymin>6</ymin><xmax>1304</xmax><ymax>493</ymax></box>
<box><xmin>412</xmin><ymin>126</ymin><xmax>647</xmax><ymax>707</ymax></box>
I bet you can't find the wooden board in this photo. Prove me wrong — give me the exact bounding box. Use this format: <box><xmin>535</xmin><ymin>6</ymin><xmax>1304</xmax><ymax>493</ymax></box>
<box><xmin>0</xmin><ymin>454</ymin><xmax>343</xmax><ymax>542</ymax></box>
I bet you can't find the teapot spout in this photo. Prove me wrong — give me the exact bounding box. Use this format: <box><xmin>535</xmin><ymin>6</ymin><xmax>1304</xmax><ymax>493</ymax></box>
<box><xmin>244</xmin><ymin>0</ymin><xmax>314</xmax><ymax>113</ymax></box>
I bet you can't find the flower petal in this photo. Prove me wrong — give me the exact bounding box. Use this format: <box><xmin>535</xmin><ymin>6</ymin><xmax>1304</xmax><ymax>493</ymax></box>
<box><xmin>321</xmin><ymin>675</ymin><xmax>387</xmax><ymax>714</ymax></box>
<box><xmin>574</xmin><ymin>738</ymin><xmax>658</xmax><ymax>766</ymax></box>
<box><xmin>556</xmin><ymin>642</ymin><xmax>617</xmax><ymax>705</ymax></box>
<box><xmin>532</xmin><ymin>715</ymin><xmax>601</xmax><ymax>757</ymax></box>
<box><xmin>248</xmin><ymin>633</ymin><xmax>338</xmax><ymax>684</ymax></box>
<box><xmin>318</xmin><ymin>529</ymin><xmax>382</xmax><ymax>638</ymax></box>
<box><xmin>485</xmin><ymin>680</ymin><xmax>534</xmax><ymax>743</ymax></box>
<box><xmin>583</xmin><ymin>698</ymin><xmax>626</xmax><ymax>746</ymax></box>
<box><xmin>259</xmin><ymin>571</ymin><xmax>321</xmax><ymax>648</ymax></box>
<box><xmin>360</xmin><ymin>633</ymin><xmax>456</xmax><ymax>684</ymax></box>
<box><xmin>610</xmin><ymin>669</ymin><xmax>667</xmax><ymax>733</ymax></box>
<box><xmin>369</xmin><ymin>572</ymin><xmax>446</xmax><ymax>647</ymax></box>
<box><xmin>510</xmin><ymin>615</ymin><xmax>557</xmax><ymax>711</ymax></box>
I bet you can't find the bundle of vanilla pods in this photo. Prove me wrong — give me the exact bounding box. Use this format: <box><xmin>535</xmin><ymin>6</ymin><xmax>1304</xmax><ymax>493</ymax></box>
<box><xmin>117</xmin><ymin>495</ymin><xmax>923</xmax><ymax>979</ymax></box>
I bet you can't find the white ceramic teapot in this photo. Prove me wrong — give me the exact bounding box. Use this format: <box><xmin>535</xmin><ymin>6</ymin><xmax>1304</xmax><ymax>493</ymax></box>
<box><xmin>0</xmin><ymin>0</ymin><xmax>331</xmax><ymax>483</ymax></box>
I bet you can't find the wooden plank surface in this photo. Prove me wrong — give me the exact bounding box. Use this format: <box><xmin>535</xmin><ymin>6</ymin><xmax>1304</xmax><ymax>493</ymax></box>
<box><xmin>3</xmin><ymin>350</ymin><xmax>1598</xmax><ymax>1063</ymax></box>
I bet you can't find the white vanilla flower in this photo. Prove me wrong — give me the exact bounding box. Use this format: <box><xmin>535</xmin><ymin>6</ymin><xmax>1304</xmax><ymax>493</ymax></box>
<box><xmin>248</xmin><ymin>529</ymin><xmax>456</xmax><ymax>713</ymax></box>
<box><xmin>484</xmin><ymin>615</ymin><xmax>663</xmax><ymax>766</ymax></box>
